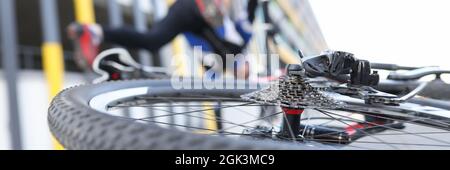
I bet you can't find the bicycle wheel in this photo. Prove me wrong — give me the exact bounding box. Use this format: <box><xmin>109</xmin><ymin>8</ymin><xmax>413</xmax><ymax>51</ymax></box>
<box><xmin>48</xmin><ymin>79</ymin><xmax>450</xmax><ymax>150</ymax></box>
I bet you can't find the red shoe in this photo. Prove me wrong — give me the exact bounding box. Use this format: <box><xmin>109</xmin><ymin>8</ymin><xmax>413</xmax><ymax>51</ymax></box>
<box><xmin>67</xmin><ymin>23</ymin><xmax>103</xmax><ymax>71</ymax></box>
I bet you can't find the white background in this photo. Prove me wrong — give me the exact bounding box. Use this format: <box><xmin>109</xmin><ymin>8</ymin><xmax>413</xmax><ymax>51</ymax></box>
<box><xmin>310</xmin><ymin>0</ymin><xmax>450</xmax><ymax>71</ymax></box>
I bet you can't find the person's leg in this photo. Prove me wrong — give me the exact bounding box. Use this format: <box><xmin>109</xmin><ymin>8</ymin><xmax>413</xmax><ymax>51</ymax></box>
<box><xmin>103</xmin><ymin>0</ymin><xmax>205</xmax><ymax>52</ymax></box>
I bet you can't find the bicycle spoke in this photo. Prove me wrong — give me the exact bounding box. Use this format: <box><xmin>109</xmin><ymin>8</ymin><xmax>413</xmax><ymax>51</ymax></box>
<box><xmin>113</xmin><ymin>104</ymin><xmax>275</xmax><ymax>108</ymax></box>
<box><xmin>343</xmin><ymin>107</ymin><xmax>450</xmax><ymax>128</ymax></box>
<box><xmin>317</xmin><ymin>109</ymin><xmax>450</xmax><ymax>145</ymax></box>
<box><xmin>136</xmin><ymin>96</ymin><xmax>239</xmax><ymax>101</ymax></box>
<box><xmin>310</xmin><ymin>115</ymin><xmax>432</xmax><ymax>139</ymax></box>
<box><xmin>376</xmin><ymin>131</ymin><xmax>450</xmax><ymax>136</ymax></box>
<box><xmin>219</xmin><ymin>111</ymin><xmax>283</xmax><ymax>132</ymax></box>
<box><xmin>301</xmin><ymin>112</ymin><xmax>312</xmax><ymax>139</ymax></box>
<box><xmin>128</xmin><ymin>101</ymin><xmax>275</xmax><ymax>130</ymax></box>
<box><xmin>140</xmin><ymin>119</ymin><xmax>249</xmax><ymax>136</ymax></box>
<box><xmin>300</xmin><ymin>117</ymin><xmax>360</xmax><ymax>123</ymax></box>
<box><xmin>135</xmin><ymin>102</ymin><xmax>257</xmax><ymax>120</ymax></box>
<box><xmin>138</xmin><ymin>106</ymin><xmax>261</xmax><ymax>131</ymax></box>
<box><xmin>127</xmin><ymin>102</ymin><xmax>284</xmax><ymax>140</ymax></box>
<box><xmin>315</xmin><ymin>109</ymin><xmax>400</xmax><ymax>149</ymax></box>
<box><xmin>307</xmin><ymin>138</ymin><xmax>450</xmax><ymax>148</ymax></box>
<box><xmin>317</xmin><ymin>112</ymin><xmax>355</xmax><ymax>126</ymax></box>
<box><xmin>275</xmin><ymin>133</ymin><xmax>376</xmax><ymax>150</ymax></box>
